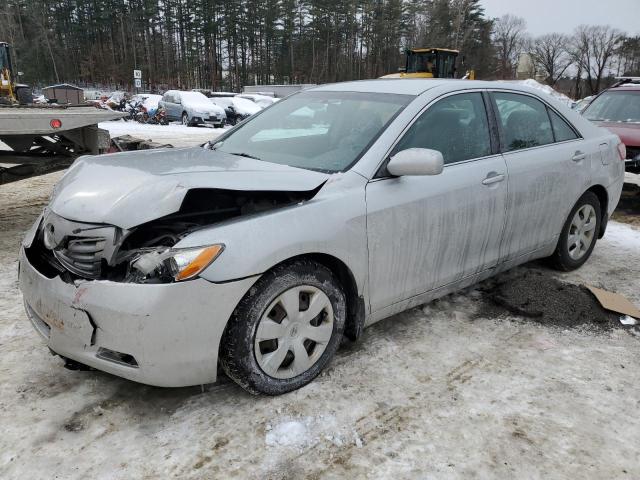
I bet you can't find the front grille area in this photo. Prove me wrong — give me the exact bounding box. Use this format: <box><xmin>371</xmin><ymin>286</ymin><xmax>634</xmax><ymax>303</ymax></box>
<box><xmin>53</xmin><ymin>236</ymin><xmax>107</xmax><ymax>279</ymax></box>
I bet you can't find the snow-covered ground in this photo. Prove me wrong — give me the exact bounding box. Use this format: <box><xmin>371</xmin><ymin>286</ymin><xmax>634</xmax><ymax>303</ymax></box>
<box><xmin>99</xmin><ymin>121</ymin><xmax>230</xmax><ymax>148</ymax></box>
<box><xmin>1</xmin><ymin>171</ymin><xmax>639</xmax><ymax>479</ymax></box>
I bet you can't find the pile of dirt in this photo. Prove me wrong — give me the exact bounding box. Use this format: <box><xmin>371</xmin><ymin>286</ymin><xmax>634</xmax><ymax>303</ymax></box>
<box><xmin>476</xmin><ymin>269</ymin><xmax>620</xmax><ymax>330</ymax></box>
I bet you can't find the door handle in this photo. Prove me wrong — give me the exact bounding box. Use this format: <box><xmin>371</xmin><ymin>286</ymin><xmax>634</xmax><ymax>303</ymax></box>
<box><xmin>482</xmin><ymin>173</ymin><xmax>505</xmax><ymax>185</ymax></box>
<box><xmin>572</xmin><ymin>151</ymin><xmax>587</xmax><ymax>162</ymax></box>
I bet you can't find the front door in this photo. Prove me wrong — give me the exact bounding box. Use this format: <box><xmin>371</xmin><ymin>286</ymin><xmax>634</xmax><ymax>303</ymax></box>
<box><xmin>366</xmin><ymin>92</ymin><xmax>508</xmax><ymax>312</ymax></box>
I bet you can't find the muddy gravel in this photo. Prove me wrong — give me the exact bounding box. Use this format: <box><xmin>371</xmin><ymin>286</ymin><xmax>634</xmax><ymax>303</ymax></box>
<box><xmin>477</xmin><ymin>269</ymin><xmax>622</xmax><ymax>330</ymax></box>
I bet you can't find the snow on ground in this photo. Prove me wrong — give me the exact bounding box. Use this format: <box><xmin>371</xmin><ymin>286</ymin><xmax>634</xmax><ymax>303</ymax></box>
<box><xmin>99</xmin><ymin>121</ymin><xmax>230</xmax><ymax>148</ymax></box>
<box><xmin>1</xmin><ymin>173</ymin><xmax>640</xmax><ymax>479</ymax></box>
<box><xmin>625</xmin><ymin>171</ymin><xmax>640</xmax><ymax>187</ymax></box>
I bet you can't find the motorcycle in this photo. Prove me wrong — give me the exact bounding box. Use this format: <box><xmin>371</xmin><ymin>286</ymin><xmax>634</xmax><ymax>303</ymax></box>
<box><xmin>144</xmin><ymin>105</ymin><xmax>169</xmax><ymax>125</ymax></box>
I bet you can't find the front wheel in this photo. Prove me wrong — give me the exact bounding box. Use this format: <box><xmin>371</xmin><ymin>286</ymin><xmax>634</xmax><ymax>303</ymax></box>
<box><xmin>181</xmin><ymin>112</ymin><xmax>190</xmax><ymax>126</ymax></box>
<box><xmin>220</xmin><ymin>260</ymin><xmax>346</xmax><ymax>395</ymax></box>
<box><xmin>550</xmin><ymin>191</ymin><xmax>601</xmax><ymax>271</ymax></box>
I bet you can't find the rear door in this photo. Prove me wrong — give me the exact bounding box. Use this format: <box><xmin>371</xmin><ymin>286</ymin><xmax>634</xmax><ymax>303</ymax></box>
<box><xmin>366</xmin><ymin>91</ymin><xmax>508</xmax><ymax>312</ymax></box>
<box><xmin>489</xmin><ymin>91</ymin><xmax>587</xmax><ymax>260</ymax></box>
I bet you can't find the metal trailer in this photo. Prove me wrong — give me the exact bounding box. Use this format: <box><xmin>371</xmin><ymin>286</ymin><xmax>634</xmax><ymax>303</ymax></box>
<box><xmin>0</xmin><ymin>105</ymin><xmax>126</xmax><ymax>184</ymax></box>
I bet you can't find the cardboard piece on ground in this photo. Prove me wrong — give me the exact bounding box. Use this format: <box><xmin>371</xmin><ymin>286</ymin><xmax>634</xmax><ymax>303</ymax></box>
<box><xmin>586</xmin><ymin>286</ymin><xmax>640</xmax><ymax>319</ymax></box>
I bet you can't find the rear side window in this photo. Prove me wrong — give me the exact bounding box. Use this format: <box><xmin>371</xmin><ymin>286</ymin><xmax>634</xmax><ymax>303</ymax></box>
<box><xmin>493</xmin><ymin>92</ymin><xmax>554</xmax><ymax>152</ymax></box>
<box><xmin>548</xmin><ymin>109</ymin><xmax>579</xmax><ymax>142</ymax></box>
<box><xmin>394</xmin><ymin>92</ymin><xmax>491</xmax><ymax>164</ymax></box>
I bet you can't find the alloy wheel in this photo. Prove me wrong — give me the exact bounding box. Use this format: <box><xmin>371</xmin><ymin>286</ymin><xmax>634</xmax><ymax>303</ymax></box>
<box><xmin>567</xmin><ymin>204</ymin><xmax>597</xmax><ymax>260</ymax></box>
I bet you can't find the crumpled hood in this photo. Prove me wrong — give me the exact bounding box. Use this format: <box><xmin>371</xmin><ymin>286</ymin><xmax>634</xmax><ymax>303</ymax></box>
<box><xmin>49</xmin><ymin>147</ymin><xmax>329</xmax><ymax>229</ymax></box>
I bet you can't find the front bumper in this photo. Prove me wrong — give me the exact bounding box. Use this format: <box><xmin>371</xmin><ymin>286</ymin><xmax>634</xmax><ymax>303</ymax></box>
<box><xmin>192</xmin><ymin>115</ymin><xmax>224</xmax><ymax>126</ymax></box>
<box><xmin>18</xmin><ymin>247</ymin><xmax>258</xmax><ymax>387</ymax></box>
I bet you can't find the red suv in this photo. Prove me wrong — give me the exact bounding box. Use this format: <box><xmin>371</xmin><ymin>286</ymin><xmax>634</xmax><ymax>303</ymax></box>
<box><xmin>582</xmin><ymin>78</ymin><xmax>640</xmax><ymax>173</ymax></box>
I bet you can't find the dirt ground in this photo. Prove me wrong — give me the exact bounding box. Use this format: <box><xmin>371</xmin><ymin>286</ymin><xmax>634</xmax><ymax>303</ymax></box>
<box><xmin>1</xmin><ymin>167</ymin><xmax>639</xmax><ymax>479</ymax></box>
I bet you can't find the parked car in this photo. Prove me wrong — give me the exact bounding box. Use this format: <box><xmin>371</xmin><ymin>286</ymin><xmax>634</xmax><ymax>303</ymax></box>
<box><xmin>159</xmin><ymin>90</ymin><xmax>226</xmax><ymax>127</ymax></box>
<box><xmin>19</xmin><ymin>79</ymin><xmax>624</xmax><ymax>395</ymax></box>
<box><xmin>573</xmin><ymin>95</ymin><xmax>594</xmax><ymax>114</ymax></box>
<box><xmin>582</xmin><ymin>78</ymin><xmax>640</xmax><ymax>173</ymax></box>
<box><xmin>209</xmin><ymin>95</ymin><xmax>261</xmax><ymax>125</ymax></box>
<box><xmin>237</xmin><ymin>93</ymin><xmax>279</xmax><ymax>109</ymax></box>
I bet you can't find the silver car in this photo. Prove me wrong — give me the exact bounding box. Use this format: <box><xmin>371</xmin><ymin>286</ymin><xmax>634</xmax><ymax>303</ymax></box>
<box><xmin>19</xmin><ymin>79</ymin><xmax>624</xmax><ymax>394</ymax></box>
<box><xmin>159</xmin><ymin>90</ymin><xmax>226</xmax><ymax>127</ymax></box>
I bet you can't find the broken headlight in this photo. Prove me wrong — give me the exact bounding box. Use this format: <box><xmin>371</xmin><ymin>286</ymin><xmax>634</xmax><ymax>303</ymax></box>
<box><xmin>129</xmin><ymin>244</ymin><xmax>224</xmax><ymax>283</ymax></box>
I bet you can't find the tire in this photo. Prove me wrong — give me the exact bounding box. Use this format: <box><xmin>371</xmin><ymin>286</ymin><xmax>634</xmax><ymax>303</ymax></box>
<box><xmin>550</xmin><ymin>191</ymin><xmax>601</xmax><ymax>271</ymax></box>
<box><xmin>220</xmin><ymin>260</ymin><xmax>346</xmax><ymax>395</ymax></box>
<box><xmin>16</xmin><ymin>87</ymin><xmax>32</xmax><ymax>105</ymax></box>
<box><xmin>181</xmin><ymin>112</ymin><xmax>190</xmax><ymax>126</ymax></box>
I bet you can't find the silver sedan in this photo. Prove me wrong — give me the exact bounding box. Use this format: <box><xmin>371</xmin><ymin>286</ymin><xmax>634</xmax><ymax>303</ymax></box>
<box><xmin>19</xmin><ymin>79</ymin><xmax>625</xmax><ymax>394</ymax></box>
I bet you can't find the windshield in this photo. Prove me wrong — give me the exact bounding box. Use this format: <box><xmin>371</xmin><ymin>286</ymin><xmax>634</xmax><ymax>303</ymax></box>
<box><xmin>213</xmin><ymin>91</ymin><xmax>411</xmax><ymax>173</ymax></box>
<box><xmin>0</xmin><ymin>46</ymin><xmax>10</xmax><ymax>70</ymax></box>
<box><xmin>583</xmin><ymin>91</ymin><xmax>640</xmax><ymax>123</ymax></box>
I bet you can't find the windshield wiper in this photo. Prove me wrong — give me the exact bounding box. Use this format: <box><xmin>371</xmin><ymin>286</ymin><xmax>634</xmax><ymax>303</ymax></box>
<box><xmin>229</xmin><ymin>152</ymin><xmax>261</xmax><ymax>160</ymax></box>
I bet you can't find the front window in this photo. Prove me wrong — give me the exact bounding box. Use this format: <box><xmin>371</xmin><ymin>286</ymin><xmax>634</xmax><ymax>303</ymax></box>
<box><xmin>393</xmin><ymin>92</ymin><xmax>491</xmax><ymax>164</ymax></box>
<box><xmin>213</xmin><ymin>91</ymin><xmax>411</xmax><ymax>173</ymax></box>
<box><xmin>406</xmin><ymin>52</ymin><xmax>437</xmax><ymax>74</ymax></box>
<box><xmin>583</xmin><ymin>91</ymin><xmax>640</xmax><ymax>123</ymax></box>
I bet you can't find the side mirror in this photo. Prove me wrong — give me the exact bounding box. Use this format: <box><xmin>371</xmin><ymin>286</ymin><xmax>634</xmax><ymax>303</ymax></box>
<box><xmin>387</xmin><ymin>148</ymin><xmax>444</xmax><ymax>176</ymax></box>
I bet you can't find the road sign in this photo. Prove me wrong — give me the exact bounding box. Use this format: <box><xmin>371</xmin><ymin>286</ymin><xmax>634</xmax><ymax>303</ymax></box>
<box><xmin>133</xmin><ymin>69</ymin><xmax>142</xmax><ymax>79</ymax></box>
<box><xmin>134</xmin><ymin>78</ymin><xmax>142</xmax><ymax>88</ymax></box>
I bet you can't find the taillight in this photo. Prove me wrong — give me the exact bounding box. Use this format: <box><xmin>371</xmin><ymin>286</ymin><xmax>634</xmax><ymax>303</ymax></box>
<box><xmin>617</xmin><ymin>142</ymin><xmax>626</xmax><ymax>161</ymax></box>
<box><xmin>50</xmin><ymin>119</ymin><xmax>62</xmax><ymax>129</ymax></box>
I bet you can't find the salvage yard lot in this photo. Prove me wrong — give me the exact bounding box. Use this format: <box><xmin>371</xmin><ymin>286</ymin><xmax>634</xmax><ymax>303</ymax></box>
<box><xmin>1</xmin><ymin>167</ymin><xmax>640</xmax><ymax>478</ymax></box>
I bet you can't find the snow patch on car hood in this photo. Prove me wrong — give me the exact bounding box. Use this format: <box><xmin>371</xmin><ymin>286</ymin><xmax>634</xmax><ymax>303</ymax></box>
<box><xmin>49</xmin><ymin>147</ymin><xmax>329</xmax><ymax>228</ymax></box>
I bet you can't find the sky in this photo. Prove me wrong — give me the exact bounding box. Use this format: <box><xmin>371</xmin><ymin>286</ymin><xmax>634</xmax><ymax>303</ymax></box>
<box><xmin>479</xmin><ymin>0</ymin><xmax>640</xmax><ymax>37</ymax></box>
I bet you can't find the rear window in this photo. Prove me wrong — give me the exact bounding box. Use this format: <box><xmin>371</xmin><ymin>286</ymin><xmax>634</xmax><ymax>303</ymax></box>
<box><xmin>548</xmin><ymin>109</ymin><xmax>579</xmax><ymax>142</ymax></box>
<box><xmin>493</xmin><ymin>92</ymin><xmax>554</xmax><ymax>151</ymax></box>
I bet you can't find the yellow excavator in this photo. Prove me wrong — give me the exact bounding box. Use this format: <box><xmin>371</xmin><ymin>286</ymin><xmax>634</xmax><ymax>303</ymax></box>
<box><xmin>1</xmin><ymin>42</ymin><xmax>31</xmax><ymax>104</ymax></box>
<box><xmin>381</xmin><ymin>48</ymin><xmax>475</xmax><ymax>80</ymax></box>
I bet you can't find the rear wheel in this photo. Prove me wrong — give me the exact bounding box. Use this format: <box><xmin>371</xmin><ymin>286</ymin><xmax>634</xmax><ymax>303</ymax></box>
<box><xmin>550</xmin><ymin>191</ymin><xmax>601</xmax><ymax>271</ymax></box>
<box><xmin>220</xmin><ymin>260</ymin><xmax>346</xmax><ymax>395</ymax></box>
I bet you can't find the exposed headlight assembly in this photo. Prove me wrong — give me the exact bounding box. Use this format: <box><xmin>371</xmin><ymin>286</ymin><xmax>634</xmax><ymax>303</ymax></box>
<box><xmin>130</xmin><ymin>244</ymin><xmax>224</xmax><ymax>283</ymax></box>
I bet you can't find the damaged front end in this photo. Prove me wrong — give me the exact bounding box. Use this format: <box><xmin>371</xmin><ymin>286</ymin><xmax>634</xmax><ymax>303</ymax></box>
<box><xmin>26</xmin><ymin>187</ymin><xmax>321</xmax><ymax>284</ymax></box>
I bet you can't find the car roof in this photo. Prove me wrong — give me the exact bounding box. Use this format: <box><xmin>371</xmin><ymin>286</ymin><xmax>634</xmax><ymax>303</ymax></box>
<box><xmin>310</xmin><ymin>78</ymin><xmax>549</xmax><ymax>96</ymax></box>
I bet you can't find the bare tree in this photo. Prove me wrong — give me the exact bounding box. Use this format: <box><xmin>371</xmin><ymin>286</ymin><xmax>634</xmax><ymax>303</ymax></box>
<box><xmin>530</xmin><ymin>33</ymin><xmax>573</xmax><ymax>86</ymax></box>
<box><xmin>492</xmin><ymin>14</ymin><xmax>526</xmax><ymax>79</ymax></box>
<box><xmin>572</xmin><ymin>25</ymin><xmax>623</xmax><ymax>95</ymax></box>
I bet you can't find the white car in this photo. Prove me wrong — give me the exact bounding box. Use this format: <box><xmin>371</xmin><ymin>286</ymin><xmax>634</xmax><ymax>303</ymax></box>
<box><xmin>238</xmin><ymin>93</ymin><xmax>279</xmax><ymax>109</ymax></box>
<box><xmin>159</xmin><ymin>90</ymin><xmax>226</xmax><ymax>127</ymax></box>
<box><xmin>210</xmin><ymin>96</ymin><xmax>262</xmax><ymax>125</ymax></box>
